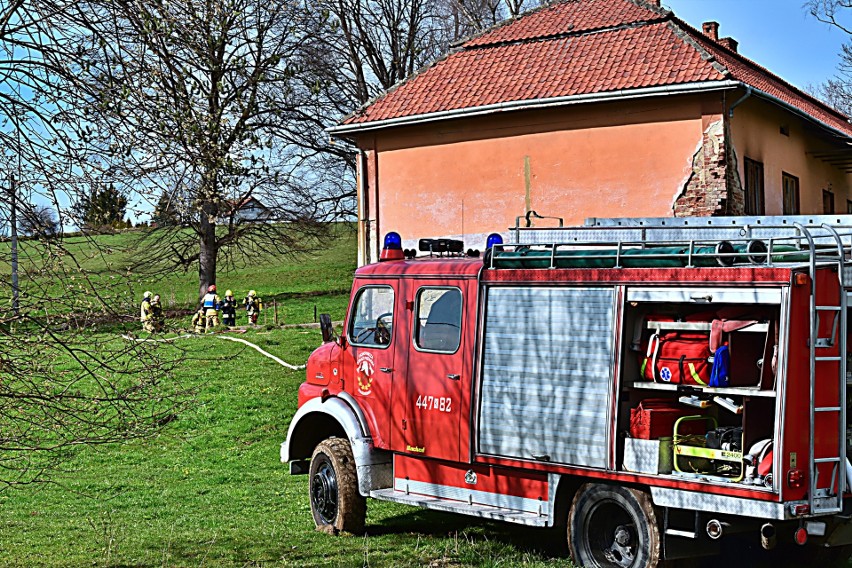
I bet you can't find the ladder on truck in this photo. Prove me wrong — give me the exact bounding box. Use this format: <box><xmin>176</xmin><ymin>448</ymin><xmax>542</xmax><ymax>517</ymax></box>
<box><xmin>798</xmin><ymin>223</ymin><xmax>847</xmax><ymax>514</ymax></box>
<box><xmin>511</xmin><ymin>214</ymin><xmax>852</xmax><ymax>514</ymax></box>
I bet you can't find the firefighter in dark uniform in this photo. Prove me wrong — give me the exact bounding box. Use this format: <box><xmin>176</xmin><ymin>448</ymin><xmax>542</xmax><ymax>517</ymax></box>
<box><xmin>221</xmin><ymin>290</ymin><xmax>237</xmax><ymax>327</ymax></box>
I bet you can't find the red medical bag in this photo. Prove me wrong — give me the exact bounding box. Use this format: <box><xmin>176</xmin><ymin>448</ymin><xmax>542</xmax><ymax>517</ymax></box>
<box><xmin>642</xmin><ymin>331</ymin><xmax>712</xmax><ymax>385</ymax></box>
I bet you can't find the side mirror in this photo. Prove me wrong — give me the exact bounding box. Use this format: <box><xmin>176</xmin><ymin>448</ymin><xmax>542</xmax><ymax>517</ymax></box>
<box><xmin>319</xmin><ymin>313</ymin><xmax>335</xmax><ymax>343</ymax></box>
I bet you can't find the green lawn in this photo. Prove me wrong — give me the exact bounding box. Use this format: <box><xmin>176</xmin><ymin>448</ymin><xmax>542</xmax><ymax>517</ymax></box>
<box><xmin>0</xmin><ymin>228</ymin><xmax>574</xmax><ymax>567</ymax></box>
<box><xmin>0</xmin><ymin>327</ymin><xmax>573</xmax><ymax>567</ymax></box>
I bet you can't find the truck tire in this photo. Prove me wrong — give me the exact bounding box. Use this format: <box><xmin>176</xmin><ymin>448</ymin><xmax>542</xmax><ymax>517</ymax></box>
<box><xmin>309</xmin><ymin>437</ymin><xmax>366</xmax><ymax>535</ymax></box>
<box><xmin>568</xmin><ymin>483</ymin><xmax>661</xmax><ymax>568</ymax></box>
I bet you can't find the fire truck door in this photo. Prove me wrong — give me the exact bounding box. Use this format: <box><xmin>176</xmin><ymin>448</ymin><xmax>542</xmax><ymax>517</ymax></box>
<box><xmin>397</xmin><ymin>282</ymin><xmax>466</xmax><ymax>462</ymax></box>
<box><xmin>346</xmin><ymin>283</ymin><xmax>397</xmax><ymax>450</ymax></box>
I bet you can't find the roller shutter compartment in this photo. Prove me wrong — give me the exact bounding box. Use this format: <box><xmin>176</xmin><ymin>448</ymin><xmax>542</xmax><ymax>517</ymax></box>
<box><xmin>478</xmin><ymin>287</ymin><xmax>615</xmax><ymax>468</ymax></box>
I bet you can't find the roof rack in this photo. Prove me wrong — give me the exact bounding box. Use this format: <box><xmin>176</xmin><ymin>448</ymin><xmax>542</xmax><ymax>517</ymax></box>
<box><xmin>489</xmin><ymin>215</ymin><xmax>852</xmax><ymax>270</ymax></box>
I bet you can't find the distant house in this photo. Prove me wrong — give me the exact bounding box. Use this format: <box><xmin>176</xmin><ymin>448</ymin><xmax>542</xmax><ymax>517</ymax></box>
<box><xmin>329</xmin><ymin>0</ymin><xmax>852</xmax><ymax>265</ymax></box>
<box><xmin>221</xmin><ymin>196</ymin><xmax>275</xmax><ymax>224</ymax></box>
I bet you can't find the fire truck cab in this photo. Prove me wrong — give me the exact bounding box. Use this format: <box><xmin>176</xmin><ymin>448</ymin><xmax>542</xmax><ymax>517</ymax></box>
<box><xmin>282</xmin><ymin>215</ymin><xmax>852</xmax><ymax>567</ymax></box>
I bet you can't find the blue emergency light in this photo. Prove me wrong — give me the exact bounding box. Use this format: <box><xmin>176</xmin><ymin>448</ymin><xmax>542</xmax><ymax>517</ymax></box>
<box><xmin>380</xmin><ymin>231</ymin><xmax>405</xmax><ymax>261</ymax></box>
<box><xmin>486</xmin><ymin>233</ymin><xmax>504</xmax><ymax>249</ymax></box>
<box><xmin>383</xmin><ymin>232</ymin><xmax>402</xmax><ymax>249</ymax></box>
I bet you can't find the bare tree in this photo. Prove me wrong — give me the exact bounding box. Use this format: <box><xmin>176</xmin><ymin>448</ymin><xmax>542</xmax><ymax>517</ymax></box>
<box><xmin>284</xmin><ymin>1</ymin><xmax>444</xmax><ymax>227</ymax></box>
<box><xmin>11</xmin><ymin>0</ymin><xmax>549</xmax><ymax>304</ymax></box>
<box><xmin>18</xmin><ymin>202</ymin><xmax>59</xmax><ymax>237</ymax></box>
<box><xmin>40</xmin><ymin>0</ymin><xmax>331</xmax><ymax>298</ymax></box>
<box><xmin>807</xmin><ymin>1</ymin><xmax>852</xmax><ymax>115</ymax></box>
<box><xmin>814</xmin><ymin>78</ymin><xmax>852</xmax><ymax>116</ymax></box>
<box><xmin>449</xmin><ymin>0</ymin><xmax>544</xmax><ymax>34</ymax></box>
<box><xmin>0</xmin><ymin>1</ymin><xmax>191</xmax><ymax>488</ymax></box>
<box><xmin>0</xmin><ymin>1</ymin><xmax>80</xmax><ymax>232</ymax></box>
<box><xmin>314</xmin><ymin>0</ymin><xmax>440</xmax><ymax>102</ymax></box>
<box><xmin>303</xmin><ymin>0</ymin><xmax>546</xmax><ymax>107</ymax></box>
<box><xmin>0</xmin><ymin>236</ymin><xmax>190</xmax><ymax>487</ymax></box>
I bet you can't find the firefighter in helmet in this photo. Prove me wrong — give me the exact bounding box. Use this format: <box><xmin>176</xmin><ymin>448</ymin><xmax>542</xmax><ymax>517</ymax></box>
<box><xmin>140</xmin><ymin>291</ymin><xmax>154</xmax><ymax>332</ymax></box>
<box><xmin>244</xmin><ymin>290</ymin><xmax>262</xmax><ymax>325</ymax></box>
<box><xmin>202</xmin><ymin>284</ymin><xmax>221</xmax><ymax>330</ymax></box>
<box><xmin>191</xmin><ymin>307</ymin><xmax>206</xmax><ymax>334</ymax></box>
<box><xmin>221</xmin><ymin>290</ymin><xmax>237</xmax><ymax>327</ymax></box>
<box><xmin>150</xmin><ymin>294</ymin><xmax>165</xmax><ymax>332</ymax></box>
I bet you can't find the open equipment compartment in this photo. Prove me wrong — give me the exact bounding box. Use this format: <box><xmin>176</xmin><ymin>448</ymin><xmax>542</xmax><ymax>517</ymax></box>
<box><xmin>617</xmin><ymin>286</ymin><xmax>782</xmax><ymax>488</ymax></box>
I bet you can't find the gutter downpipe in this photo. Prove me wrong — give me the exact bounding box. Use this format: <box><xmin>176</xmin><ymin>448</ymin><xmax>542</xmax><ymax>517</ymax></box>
<box><xmin>358</xmin><ymin>148</ymin><xmax>371</xmax><ymax>265</ymax></box>
<box><xmin>728</xmin><ymin>85</ymin><xmax>753</xmax><ymax>117</ymax></box>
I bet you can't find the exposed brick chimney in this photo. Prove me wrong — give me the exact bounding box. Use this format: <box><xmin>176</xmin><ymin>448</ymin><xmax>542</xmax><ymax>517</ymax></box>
<box><xmin>702</xmin><ymin>21</ymin><xmax>720</xmax><ymax>41</ymax></box>
<box><xmin>719</xmin><ymin>37</ymin><xmax>739</xmax><ymax>53</ymax></box>
<box><xmin>646</xmin><ymin>0</ymin><xmax>661</xmax><ymax>5</ymax></box>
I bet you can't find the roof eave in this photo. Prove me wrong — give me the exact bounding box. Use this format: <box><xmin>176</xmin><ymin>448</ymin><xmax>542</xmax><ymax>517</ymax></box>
<box><xmin>747</xmin><ymin>87</ymin><xmax>852</xmax><ymax>142</ymax></box>
<box><xmin>328</xmin><ymin>80</ymin><xmax>741</xmax><ymax>137</ymax></box>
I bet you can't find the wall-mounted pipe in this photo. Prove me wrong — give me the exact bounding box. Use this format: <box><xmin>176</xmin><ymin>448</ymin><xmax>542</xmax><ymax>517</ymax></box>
<box><xmin>358</xmin><ymin>148</ymin><xmax>371</xmax><ymax>265</ymax></box>
<box><xmin>729</xmin><ymin>85</ymin><xmax>753</xmax><ymax>117</ymax></box>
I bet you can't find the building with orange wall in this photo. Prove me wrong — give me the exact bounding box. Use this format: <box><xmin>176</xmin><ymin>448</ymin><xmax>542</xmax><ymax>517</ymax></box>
<box><xmin>328</xmin><ymin>0</ymin><xmax>852</xmax><ymax>265</ymax></box>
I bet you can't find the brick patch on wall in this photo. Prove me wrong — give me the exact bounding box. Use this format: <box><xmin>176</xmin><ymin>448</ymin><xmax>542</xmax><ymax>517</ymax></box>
<box><xmin>674</xmin><ymin>119</ymin><xmax>744</xmax><ymax>217</ymax></box>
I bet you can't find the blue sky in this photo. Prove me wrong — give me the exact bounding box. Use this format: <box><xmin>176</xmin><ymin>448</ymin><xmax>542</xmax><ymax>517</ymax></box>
<box><xmin>665</xmin><ymin>0</ymin><xmax>846</xmax><ymax>93</ymax></box>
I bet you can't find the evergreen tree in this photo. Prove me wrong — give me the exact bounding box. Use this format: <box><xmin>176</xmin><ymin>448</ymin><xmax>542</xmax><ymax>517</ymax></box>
<box><xmin>151</xmin><ymin>191</ymin><xmax>182</xmax><ymax>226</ymax></box>
<box><xmin>73</xmin><ymin>184</ymin><xmax>128</xmax><ymax>231</ymax></box>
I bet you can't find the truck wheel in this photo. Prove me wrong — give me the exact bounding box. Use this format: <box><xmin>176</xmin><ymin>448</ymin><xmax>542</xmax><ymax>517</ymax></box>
<box><xmin>309</xmin><ymin>437</ymin><xmax>366</xmax><ymax>534</ymax></box>
<box><xmin>568</xmin><ymin>483</ymin><xmax>661</xmax><ymax>568</ymax></box>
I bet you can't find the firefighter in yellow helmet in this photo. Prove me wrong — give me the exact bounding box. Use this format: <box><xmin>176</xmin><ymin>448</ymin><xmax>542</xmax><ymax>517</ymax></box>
<box><xmin>221</xmin><ymin>289</ymin><xmax>237</xmax><ymax>327</ymax></box>
<box><xmin>201</xmin><ymin>284</ymin><xmax>221</xmax><ymax>331</ymax></box>
<box><xmin>140</xmin><ymin>291</ymin><xmax>154</xmax><ymax>332</ymax></box>
<box><xmin>244</xmin><ymin>290</ymin><xmax>262</xmax><ymax>325</ymax></box>
<box><xmin>191</xmin><ymin>307</ymin><xmax>206</xmax><ymax>334</ymax></box>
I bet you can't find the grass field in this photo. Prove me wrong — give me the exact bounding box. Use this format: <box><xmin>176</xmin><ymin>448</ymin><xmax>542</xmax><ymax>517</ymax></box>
<box><xmin>0</xmin><ymin>228</ymin><xmax>576</xmax><ymax>567</ymax></box>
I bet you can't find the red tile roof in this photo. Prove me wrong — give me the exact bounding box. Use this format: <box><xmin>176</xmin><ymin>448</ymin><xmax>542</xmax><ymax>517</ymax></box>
<box><xmin>339</xmin><ymin>0</ymin><xmax>852</xmax><ymax>138</ymax></box>
<box><xmin>349</xmin><ymin>23</ymin><xmax>723</xmax><ymax>122</ymax></box>
<box><xmin>465</xmin><ymin>0</ymin><xmax>664</xmax><ymax>46</ymax></box>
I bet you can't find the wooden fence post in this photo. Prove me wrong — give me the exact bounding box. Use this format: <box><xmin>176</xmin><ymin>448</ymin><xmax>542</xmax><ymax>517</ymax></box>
<box><xmin>273</xmin><ymin>299</ymin><xmax>279</xmax><ymax>326</ymax></box>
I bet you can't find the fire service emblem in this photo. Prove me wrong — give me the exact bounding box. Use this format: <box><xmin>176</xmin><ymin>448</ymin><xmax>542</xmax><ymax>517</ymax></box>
<box><xmin>356</xmin><ymin>352</ymin><xmax>375</xmax><ymax>395</ymax></box>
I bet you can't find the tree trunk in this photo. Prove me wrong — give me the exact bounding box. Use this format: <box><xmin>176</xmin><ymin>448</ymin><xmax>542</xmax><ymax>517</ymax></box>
<box><xmin>198</xmin><ymin>210</ymin><xmax>217</xmax><ymax>301</ymax></box>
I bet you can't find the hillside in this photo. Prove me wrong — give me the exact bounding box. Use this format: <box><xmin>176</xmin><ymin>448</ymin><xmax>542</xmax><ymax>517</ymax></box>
<box><xmin>0</xmin><ymin>224</ymin><xmax>357</xmax><ymax>325</ymax></box>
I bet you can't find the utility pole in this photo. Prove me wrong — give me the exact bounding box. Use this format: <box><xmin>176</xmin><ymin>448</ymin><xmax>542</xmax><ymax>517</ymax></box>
<box><xmin>9</xmin><ymin>175</ymin><xmax>18</xmax><ymax>316</ymax></box>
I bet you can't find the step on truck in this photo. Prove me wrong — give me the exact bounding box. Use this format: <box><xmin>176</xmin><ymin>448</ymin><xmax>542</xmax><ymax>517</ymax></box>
<box><xmin>282</xmin><ymin>215</ymin><xmax>852</xmax><ymax>567</ymax></box>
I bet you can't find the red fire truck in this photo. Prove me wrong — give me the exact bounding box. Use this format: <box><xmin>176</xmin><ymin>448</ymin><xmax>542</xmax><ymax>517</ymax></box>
<box><xmin>282</xmin><ymin>215</ymin><xmax>852</xmax><ymax>567</ymax></box>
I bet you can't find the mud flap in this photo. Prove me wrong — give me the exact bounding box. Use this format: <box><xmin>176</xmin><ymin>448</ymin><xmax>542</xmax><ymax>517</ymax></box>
<box><xmin>661</xmin><ymin>509</ymin><xmax>720</xmax><ymax>560</ymax></box>
<box><xmin>826</xmin><ymin>517</ymin><xmax>852</xmax><ymax>546</ymax></box>
<box><xmin>289</xmin><ymin>459</ymin><xmax>310</xmax><ymax>475</ymax></box>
